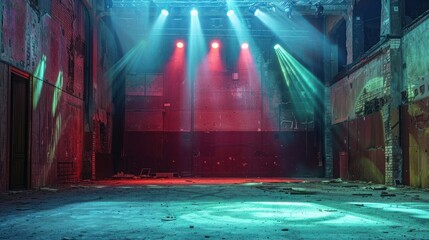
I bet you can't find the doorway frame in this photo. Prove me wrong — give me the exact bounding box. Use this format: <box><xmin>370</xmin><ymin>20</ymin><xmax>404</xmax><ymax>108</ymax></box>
<box><xmin>9</xmin><ymin>67</ymin><xmax>32</xmax><ymax>189</ymax></box>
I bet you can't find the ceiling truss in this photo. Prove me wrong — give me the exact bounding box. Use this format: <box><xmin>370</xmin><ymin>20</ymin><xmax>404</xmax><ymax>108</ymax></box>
<box><xmin>109</xmin><ymin>0</ymin><xmax>350</xmax><ymax>16</ymax></box>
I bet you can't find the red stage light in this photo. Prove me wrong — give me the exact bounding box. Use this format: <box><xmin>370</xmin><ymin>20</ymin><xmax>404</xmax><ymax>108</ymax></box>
<box><xmin>176</xmin><ymin>41</ymin><xmax>184</xmax><ymax>48</ymax></box>
<box><xmin>241</xmin><ymin>43</ymin><xmax>249</xmax><ymax>49</ymax></box>
<box><xmin>211</xmin><ymin>41</ymin><xmax>220</xmax><ymax>49</ymax></box>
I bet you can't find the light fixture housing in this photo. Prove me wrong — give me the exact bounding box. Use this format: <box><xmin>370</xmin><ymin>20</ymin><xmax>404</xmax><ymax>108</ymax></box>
<box><xmin>315</xmin><ymin>3</ymin><xmax>324</xmax><ymax>17</ymax></box>
<box><xmin>248</xmin><ymin>4</ymin><xmax>257</xmax><ymax>15</ymax></box>
<box><xmin>161</xmin><ymin>9</ymin><xmax>169</xmax><ymax>16</ymax></box>
<box><xmin>176</xmin><ymin>41</ymin><xmax>184</xmax><ymax>48</ymax></box>
<box><xmin>211</xmin><ymin>41</ymin><xmax>220</xmax><ymax>49</ymax></box>
<box><xmin>190</xmin><ymin>8</ymin><xmax>198</xmax><ymax>16</ymax></box>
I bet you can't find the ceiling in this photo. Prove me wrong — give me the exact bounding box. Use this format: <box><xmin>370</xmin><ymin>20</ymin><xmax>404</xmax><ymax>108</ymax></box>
<box><xmin>106</xmin><ymin>0</ymin><xmax>349</xmax><ymax>51</ymax></box>
<box><xmin>112</xmin><ymin>0</ymin><xmax>349</xmax><ymax>6</ymax></box>
<box><xmin>109</xmin><ymin>0</ymin><xmax>350</xmax><ymax>15</ymax></box>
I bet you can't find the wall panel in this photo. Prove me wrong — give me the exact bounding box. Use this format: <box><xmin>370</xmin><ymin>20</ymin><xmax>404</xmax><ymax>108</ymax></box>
<box><xmin>1</xmin><ymin>0</ymin><xmax>87</xmax><ymax>189</ymax></box>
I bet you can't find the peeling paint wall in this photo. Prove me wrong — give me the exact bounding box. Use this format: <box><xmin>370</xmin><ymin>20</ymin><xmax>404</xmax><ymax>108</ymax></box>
<box><xmin>402</xmin><ymin>16</ymin><xmax>429</xmax><ymax>188</ymax></box>
<box><xmin>1</xmin><ymin>1</ymin><xmax>41</xmax><ymax>71</ymax></box>
<box><xmin>348</xmin><ymin>113</ymin><xmax>386</xmax><ymax>183</ymax></box>
<box><xmin>331</xmin><ymin>109</ymin><xmax>386</xmax><ymax>183</ymax></box>
<box><xmin>330</xmin><ymin>44</ymin><xmax>393</xmax><ymax>184</ymax></box>
<box><xmin>331</xmin><ymin>53</ymin><xmax>388</xmax><ymax>124</ymax></box>
<box><xmin>403</xmin><ymin>17</ymin><xmax>429</xmax><ymax>99</ymax></box>
<box><xmin>402</xmin><ymin>101</ymin><xmax>429</xmax><ymax>188</ymax></box>
<box><xmin>0</xmin><ymin>0</ymin><xmax>89</xmax><ymax>190</ymax></box>
<box><xmin>89</xmin><ymin>18</ymin><xmax>117</xmax><ymax>179</ymax></box>
<box><xmin>331</xmin><ymin>10</ymin><xmax>429</xmax><ymax>186</ymax></box>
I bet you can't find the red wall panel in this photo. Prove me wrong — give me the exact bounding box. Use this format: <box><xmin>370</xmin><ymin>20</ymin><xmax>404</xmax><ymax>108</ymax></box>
<box><xmin>122</xmin><ymin>41</ymin><xmax>324</xmax><ymax>177</ymax></box>
<box><xmin>122</xmin><ymin>131</ymin><xmax>322</xmax><ymax>177</ymax></box>
<box><xmin>332</xmin><ymin>113</ymin><xmax>386</xmax><ymax>183</ymax></box>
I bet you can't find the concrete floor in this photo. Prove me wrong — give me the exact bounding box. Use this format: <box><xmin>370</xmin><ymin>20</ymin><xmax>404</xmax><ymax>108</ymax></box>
<box><xmin>1</xmin><ymin>178</ymin><xmax>429</xmax><ymax>239</ymax></box>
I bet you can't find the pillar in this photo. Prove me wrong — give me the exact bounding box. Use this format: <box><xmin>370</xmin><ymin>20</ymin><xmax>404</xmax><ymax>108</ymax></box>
<box><xmin>380</xmin><ymin>0</ymin><xmax>403</xmax><ymax>185</ymax></box>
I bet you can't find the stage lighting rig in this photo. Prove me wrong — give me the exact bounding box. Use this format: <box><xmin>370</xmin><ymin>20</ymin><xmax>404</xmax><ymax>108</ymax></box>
<box><xmin>315</xmin><ymin>2</ymin><xmax>324</xmax><ymax>17</ymax></box>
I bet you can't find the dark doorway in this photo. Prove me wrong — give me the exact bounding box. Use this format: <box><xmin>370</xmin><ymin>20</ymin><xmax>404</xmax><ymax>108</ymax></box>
<box><xmin>10</xmin><ymin>72</ymin><xmax>30</xmax><ymax>189</ymax></box>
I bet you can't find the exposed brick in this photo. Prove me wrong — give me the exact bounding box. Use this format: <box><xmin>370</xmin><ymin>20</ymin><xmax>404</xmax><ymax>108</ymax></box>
<box><xmin>324</xmin><ymin>87</ymin><xmax>333</xmax><ymax>178</ymax></box>
<box><xmin>0</xmin><ymin>0</ymin><xmax>88</xmax><ymax>189</ymax></box>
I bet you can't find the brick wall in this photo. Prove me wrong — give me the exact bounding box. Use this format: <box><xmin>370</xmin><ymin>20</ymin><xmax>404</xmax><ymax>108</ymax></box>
<box><xmin>401</xmin><ymin>14</ymin><xmax>429</xmax><ymax>187</ymax></box>
<box><xmin>0</xmin><ymin>0</ymin><xmax>88</xmax><ymax>189</ymax></box>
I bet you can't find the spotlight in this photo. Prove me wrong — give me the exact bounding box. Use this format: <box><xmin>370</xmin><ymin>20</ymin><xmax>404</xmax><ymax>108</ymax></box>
<box><xmin>161</xmin><ymin>9</ymin><xmax>169</xmax><ymax>16</ymax></box>
<box><xmin>241</xmin><ymin>42</ymin><xmax>249</xmax><ymax>49</ymax></box>
<box><xmin>227</xmin><ymin>9</ymin><xmax>234</xmax><ymax>17</ymax></box>
<box><xmin>248</xmin><ymin>4</ymin><xmax>257</xmax><ymax>15</ymax></box>
<box><xmin>254</xmin><ymin>8</ymin><xmax>261</xmax><ymax>16</ymax></box>
<box><xmin>274</xmin><ymin>44</ymin><xmax>280</xmax><ymax>50</ymax></box>
<box><xmin>315</xmin><ymin>3</ymin><xmax>324</xmax><ymax>17</ymax></box>
<box><xmin>283</xmin><ymin>6</ymin><xmax>292</xmax><ymax>19</ymax></box>
<box><xmin>268</xmin><ymin>3</ymin><xmax>276</xmax><ymax>13</ymax></box>
<box><xmin>190</xmin><ymin>8</ymin><xmax>198</xmax><ymax>16</ymax></box>
<box><xmin>286</xmin><ymin>9</ymin><xmax>292</xmax><ymax>18</ymax></box>
<box><xmin>211</xmin><ymin>41</ymin><xmax>220</xmax><ymax>49</ymax></box>
<box><xmin>281</xmin><ymin>1</ymin><xmax>296</xmax><ymax>19</ymax></box>
<box><xmin>176</xmin><ymin>41</ymin><xmax>184</xmax><ymax>48</ymax></box>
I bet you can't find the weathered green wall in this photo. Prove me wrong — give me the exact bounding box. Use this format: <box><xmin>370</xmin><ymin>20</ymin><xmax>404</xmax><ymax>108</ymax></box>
<box><xmin>331</xmin><ymin>53</ymin><xmax>387</xmax><ymax>124</ymax></box>
<box><xmin>402</xmin><ymin>16</ymin><xmax>429</xmax><ymax>188</ymax></box>
<box><xmin>330</xmin><ymin>50</ymin><xmax>389</xmax><ymax>184</ymax></box>
<box><xmin>403</xmin><ymin>17</ymin><xmax>429</xmax><ymax>101</ymax></box>
<box><xmin>330</xmin><ymin>14</ymin><xmax>429</xmax><ymax>187</ymax></box>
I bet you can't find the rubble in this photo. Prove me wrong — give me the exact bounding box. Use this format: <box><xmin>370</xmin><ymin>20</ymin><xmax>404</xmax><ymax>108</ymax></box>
<box><xmin>1</xmin><ymin>178</ymin><xmax>429</xmax><ymax>239</ymax></box>
<box><xmin>330</xmin><ymin>178</ymin><xmax>343</xmax><ymax>183</ymax></box>
<box><xmin>112</xmin><ymin>172</ymin><xmax>138</xmax><ymax>179</ymax></box>
<box><xmin>161</xmin><ymin>216</ymin><xmax>176</xmax><ymax>221</ymax></box>
<box><xmin>368</xmin><ymin>185</ymin><xmax>387</xmax><ymax>190</ymax></box>
<box><xmin>40</xmin><ymin>187</ymin><xmax>58</xmax><ymax>192</ymax></box>
<box><xmin>380</xmin><ymin>192</ymin><xmax>396</xmax><ymax>197</ymax></box>
<box><xmin>289</xmin><ymin>187</ymin><xmax>317</xmax><ymax>195</ymax></box>
<box><xmin>352</xmin><ymin>193</ymin><xmax>373</xmax><ymax>196</ymax></box>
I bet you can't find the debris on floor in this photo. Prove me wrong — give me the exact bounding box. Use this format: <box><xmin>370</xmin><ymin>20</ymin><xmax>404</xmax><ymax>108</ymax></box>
<box><xmin>289</xmin><ymin>187</ymin><xmax>317</xmax><ymax>195</ymax></box>
<box><xmin>39</xmin><ymin>187</ymin><xmax>58</xmax><ymax>192</ymax></box>
<box><xmin>161</xmin><ymin>216</ymin><xmax>176</xmax><ymax>221</ymax></box>
<box><xmin>367</xmin><ymin>185</ymin><xmax>387</xmax><ymax>190</ymax></box>
<box><xmin>380</xmin><ymin>191</ymin><xmax>396</xmax><ymax>197</ymax></box>
<box><xmin>352</xmin><ymin>193</ymin><xmax>373</xmax><ymax>196</ymax></box>
<box><xmin>112</xmin><ymin>172</ymin><xmax>138</xmax><ymax>179</ymax></box>
<box><xmin>1</xmin><ymin>178</ymin><xmax>429</xmax><ymax>239</ymax></box>
<box><xmin>329</xmin><ymin>178</ymin><xmax>343</xmax><ymax>183</ymax></box>
<box><xmin>340</xmin><ymin>184</ymin><xmax>359</xmax><ymax>188</ymax></box>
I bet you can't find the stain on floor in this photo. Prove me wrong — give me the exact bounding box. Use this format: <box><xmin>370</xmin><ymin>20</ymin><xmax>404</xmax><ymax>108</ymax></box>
<box><xmin>1</xmin><ymin>178</ymin><xmax>429</xmax><ymax>239</ymax></box>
